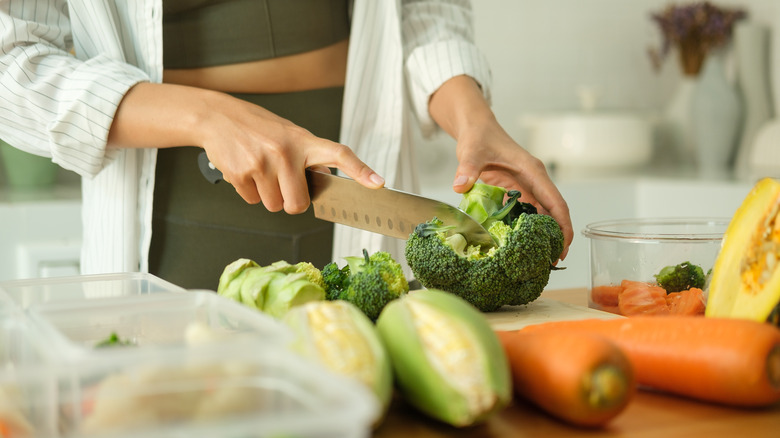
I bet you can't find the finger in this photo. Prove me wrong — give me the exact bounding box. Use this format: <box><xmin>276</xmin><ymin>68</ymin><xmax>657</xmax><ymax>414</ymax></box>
<box><xmin>229</xmin><ymin>174</ymin><xmax>262</xmax><ymax>205</ymax></box>
<box><xmin>253</xmin><ymin>171</ymin><xmax>284</xmax><ymax>213</ymax></box>
<box><xmin>308</xmin><ymin>164</ymin><xmax>332</xmax><ymax>174</ymax></box>
<box><xmin>531</xmin><ymin>186</ymin><xmax>573</xmax><ymax>261</ymax></box>
<box><xmin>277</xmin><ymin>166</ymin><xmax>311</xmax><ymax>214</ymax></box>
<box><xmin>308</xmin><ymin>141</ymin><xmax>384</xmax><ymax>188</ymax></box>
<box><xmin>452</xmin><ymin>161</ymin><xmax>481</xmax><ymax>193</ymax></box>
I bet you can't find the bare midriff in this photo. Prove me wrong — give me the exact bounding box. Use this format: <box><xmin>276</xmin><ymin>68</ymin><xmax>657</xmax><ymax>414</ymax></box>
<box><xmin>162</xmin><ymin>39</ymin><xmax>349</xmax><ymax>94</ymax></box>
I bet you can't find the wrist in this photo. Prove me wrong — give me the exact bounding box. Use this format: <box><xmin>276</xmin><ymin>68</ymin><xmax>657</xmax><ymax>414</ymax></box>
<box><xmin>429</xmin><ymin>75</ymin><xmax>495</xmax><ymax>139</ymax></box>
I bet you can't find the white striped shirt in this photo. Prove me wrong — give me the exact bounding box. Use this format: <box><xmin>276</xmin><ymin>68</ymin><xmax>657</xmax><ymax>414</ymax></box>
<box><xmin>0</xmin><ymin>0</ymin><xmax>491</xmax><ymax>276</ymax></box>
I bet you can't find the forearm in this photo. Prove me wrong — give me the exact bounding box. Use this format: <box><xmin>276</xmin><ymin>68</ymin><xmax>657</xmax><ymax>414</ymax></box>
<box><xmin>428</xmin><ymin>75</ymin><xmax>497</xmax><ymax>140</ymax></box>
<box><xmin>107</xmin><ymin>82</ymin><xmax>217</xmax><ymax>149</ymax></box>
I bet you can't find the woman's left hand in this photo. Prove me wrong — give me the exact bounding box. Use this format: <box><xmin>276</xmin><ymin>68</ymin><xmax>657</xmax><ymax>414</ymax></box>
<box><xmin>429</xmin><ymin>75</ymin><xmax>573</xmax><ymax>261</ymax></box>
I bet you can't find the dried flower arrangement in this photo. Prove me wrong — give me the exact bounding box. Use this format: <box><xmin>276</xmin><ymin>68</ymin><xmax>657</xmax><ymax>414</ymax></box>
<box><xmin>648</xmin><ymin>2</ymin><xmax>746</xmax><ymax>76</ymax></box>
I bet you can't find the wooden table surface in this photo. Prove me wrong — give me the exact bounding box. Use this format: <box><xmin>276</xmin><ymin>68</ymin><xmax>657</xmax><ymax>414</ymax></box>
<box><xmin>373</xmin><ymin>288</ymin><xmax>780</xmax><ymax>438</ymax></box>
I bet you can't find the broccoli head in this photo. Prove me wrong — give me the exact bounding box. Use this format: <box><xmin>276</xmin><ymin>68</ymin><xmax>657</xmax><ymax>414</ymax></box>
<box><xmin>405</xmin><ymin>184</ymin><xmax>564</xmax><ymax>312</ymax></box>
<box><xmin>654</xmin><ymin>261</ymin><xmax>706</xmax><ymax>293</ymax></box>
<box><xmin>322</xmin><ymin>249</ymin><xmax>410</xmax><ymax>321</ymax></box>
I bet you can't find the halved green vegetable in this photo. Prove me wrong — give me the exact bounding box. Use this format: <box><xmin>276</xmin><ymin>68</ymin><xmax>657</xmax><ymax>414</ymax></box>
<box><xmin>376</xmin><ymin>289</ymin><xmax>512</xmax><ymax>427</ymax></box>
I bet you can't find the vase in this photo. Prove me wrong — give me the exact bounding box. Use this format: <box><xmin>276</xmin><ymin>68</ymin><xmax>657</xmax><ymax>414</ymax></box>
<box><xmin>732</xmin><ymin>22</ymin><xmax>775</xmax><ymax>179</ymax></box>
<box><xmin>661</xmin><ymin>76</ymin><xmax>698</xmax><ymax>166</ymax></box>
<box><xmin>690</xmin><ymin>52</ymin><xmax>742</xmax><ymax>177</ymax></box>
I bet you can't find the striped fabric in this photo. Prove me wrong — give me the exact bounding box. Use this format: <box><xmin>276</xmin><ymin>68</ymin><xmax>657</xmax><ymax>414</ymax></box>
<box><xmin>0</xmin><ymin>0</ymin><xmax>491</xmax><ymax>276</ymax></box>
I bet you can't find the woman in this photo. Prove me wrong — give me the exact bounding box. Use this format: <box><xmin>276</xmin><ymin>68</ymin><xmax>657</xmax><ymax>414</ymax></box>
<box><xmin>0</xmin><ymin>1</ymin><xmax>572</xmax><ymax>289</ymax></box>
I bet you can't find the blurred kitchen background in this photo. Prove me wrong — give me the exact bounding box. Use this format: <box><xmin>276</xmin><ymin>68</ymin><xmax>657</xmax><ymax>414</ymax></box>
<box><xmin>1</xmin><ymin>0</ymin><xmax>778</xmax><ymax>289</ymax></box>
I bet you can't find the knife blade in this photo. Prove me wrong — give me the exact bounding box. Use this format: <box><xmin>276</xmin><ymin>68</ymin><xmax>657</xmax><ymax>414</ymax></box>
<box><xmin>197</xmin><ymin>151</ymin><xmax>496</xmax><ymax>247</ymax></box>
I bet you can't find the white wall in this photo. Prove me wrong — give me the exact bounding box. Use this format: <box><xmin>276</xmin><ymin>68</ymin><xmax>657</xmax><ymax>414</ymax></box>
<box><xmin>474</xmin><ymin>0</ymin><xmax>778</xmax><ymax>143</ymax></box>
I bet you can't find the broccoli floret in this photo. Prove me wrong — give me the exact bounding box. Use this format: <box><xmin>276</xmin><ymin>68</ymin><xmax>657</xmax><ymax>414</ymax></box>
<box><xmin>321</xmin><ymin>262</ymin><xmax>349</xmax><ymax>300</ymax></box>
<box><xmin>654</xmin><ymin>261</ymin><xmax>706</xmax><ymax>293</ymax></box>
<box><xmin>322</xmin><ymin>249</ymin><xmax>410</xmax><ymax>321</ymax></box>
<box><xmin>405</xmin><ymin>184</ymin><xmax>564</xmax><ymax>312</ymax></box>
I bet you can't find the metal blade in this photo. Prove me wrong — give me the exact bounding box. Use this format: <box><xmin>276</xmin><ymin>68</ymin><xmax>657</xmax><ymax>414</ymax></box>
<box><xmin>306</xmin><ymin>169</ymin><xmax>496</xmax><ymax>247</ymax></box>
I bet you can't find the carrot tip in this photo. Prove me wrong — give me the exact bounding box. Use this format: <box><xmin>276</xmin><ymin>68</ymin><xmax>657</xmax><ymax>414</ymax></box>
<box><xmin>588</xmin><ymin>363</ymin><xmax>632</xmax><ymax>410</ymax></box>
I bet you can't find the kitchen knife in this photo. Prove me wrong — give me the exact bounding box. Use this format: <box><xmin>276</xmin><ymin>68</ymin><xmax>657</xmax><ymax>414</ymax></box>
<box><xmin>197</xmin><ymin>151</ymin><xmax>496</xmax><ymax>247</ymax></box>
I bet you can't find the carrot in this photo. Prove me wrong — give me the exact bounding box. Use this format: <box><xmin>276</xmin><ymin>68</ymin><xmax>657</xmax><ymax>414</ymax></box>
<box><xmin>519</xmin><ymin>316</ymin><xmax>780</xmax><ymax>407</ymax></box>
<box><xmin>666</xmin><ymin>288</ymin><xmax>706</xmax><ymax>316</ymax></box>
<box><xmin>496</xmin><ymin>330</ymin><xmax>635</xmax><ymax>427</ymax></box>
<box><xmin>618</xmin><ymin>282</ymin><xmax>669</xmax><ymax>316</ymax></box>
<box><xmin>590</xmin><ymin>285</ymin><xmax>622</xmax><ymax>308</ymax></box>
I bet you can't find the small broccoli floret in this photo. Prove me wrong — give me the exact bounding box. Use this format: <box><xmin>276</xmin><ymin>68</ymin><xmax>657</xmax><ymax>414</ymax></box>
<box><xmin>405</xmin><ymin>183</ymin><xmax>564</xmax><ymax>312</ymax></box>
<box><xmin>654</xmin><ymin>261</ymin><xmax>706</xmax><ymax>293</ymax></box>
<box><xmin>322</xmin><ymin>249</ymin><xmax>410</xmax><ymax>321</ymax></box>
<box><xmin>321</xmin><ymin>262</ymin><xmax>349</xmax><ymax>300</ymax></box>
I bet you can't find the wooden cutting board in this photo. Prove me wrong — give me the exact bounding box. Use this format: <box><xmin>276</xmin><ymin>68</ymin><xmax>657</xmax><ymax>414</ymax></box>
<box><xmin>485</xmin><ymin>297</ymin><xmax>623</xmax><ymax>331</ymax></box>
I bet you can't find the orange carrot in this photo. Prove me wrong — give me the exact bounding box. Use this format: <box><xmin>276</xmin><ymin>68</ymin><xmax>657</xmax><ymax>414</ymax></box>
<box><xmin>666</xmin><ymin>288</ymin><xmax>706</xmax><ymax>316</ymax></box>
<box><xmin>496</xmin><ymin>330</ymin><xmax>635</xmax><ymax>427</ymax></box>
<box><xmin>590</xmin><ymin>285</ymin><xmax>622</xmax><ymax>308</ymax></box>
<box><xmin>517</xmin><ymin>316</ymin><xmax>780</xmax><ymax>407</ymax></box>
<box><xmin>618</xmin><ymin>282</ymin><xmax>669</xmax><ymax>316</ymax></box>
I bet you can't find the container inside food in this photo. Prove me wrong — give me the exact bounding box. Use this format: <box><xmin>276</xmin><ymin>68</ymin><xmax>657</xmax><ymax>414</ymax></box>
<box><xmin>0</xmin><ymin>272</ymin><xmax>186</xmax><ymax>310</ymax></box>
<box><xmin>582</xmin><ymin>218</ymin><xmax>729</xmax><ymax>315</ymax></box>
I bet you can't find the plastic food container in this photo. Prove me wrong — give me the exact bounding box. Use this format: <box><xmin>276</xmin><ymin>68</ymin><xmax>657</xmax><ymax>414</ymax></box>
<box><xmin>0</xmin><ymin>272</ymin><xmax>186</xmax><ymax>310</ymax></box>
<box><xmin>27</xmin><ymin>290</ymin><xmax>295</xmax><ymax>361</ymax></box>
<box><xmin>0</xmin><ymin>274</ymin><xmax>379</xmax><ymax>438</ymax></box>
<box><xmin>582</xmin><ymin>218</ymin><xmax>729</xmax><ymax>316</ymax></box>
<box><xmin>2</xmin><ymin>338</ymin><xmax>378</xmax><ymax>438</ymax></box>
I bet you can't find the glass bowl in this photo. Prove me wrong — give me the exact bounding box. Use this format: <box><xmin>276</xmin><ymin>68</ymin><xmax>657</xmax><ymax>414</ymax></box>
<box><xmin>581</xmin><ymin>217</ymin><xmax>730</xmax><ymax>316</ymax></box>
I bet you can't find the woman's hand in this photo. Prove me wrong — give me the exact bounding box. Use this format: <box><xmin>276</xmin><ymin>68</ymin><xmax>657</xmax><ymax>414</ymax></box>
<box><xmin>194</xmin><ymin>90</ymin><xmax>384</xmax><ymax>213</ymax></box>
<box><xmin>429</xmin><ymin>76</ymin><xmax>573</xmax><ymax>261</ymax></box>
<box><xmin>108</xmin><ymin>83</ymin><xmax>384</xmax><ymax>214</ymax></box>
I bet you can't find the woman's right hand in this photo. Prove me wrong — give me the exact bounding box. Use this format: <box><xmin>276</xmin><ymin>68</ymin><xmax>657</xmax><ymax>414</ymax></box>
<box><xmin>108</xmin><ymin>83</ymin><xmax>385</xmax><ymax>214</ymax></box>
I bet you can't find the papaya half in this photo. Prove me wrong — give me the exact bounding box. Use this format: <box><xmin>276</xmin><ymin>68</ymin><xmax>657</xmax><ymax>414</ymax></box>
<box><xmin>706</xmin><ymin>177</ymin><xmax>780</xmax><ymax>326</ymax></box>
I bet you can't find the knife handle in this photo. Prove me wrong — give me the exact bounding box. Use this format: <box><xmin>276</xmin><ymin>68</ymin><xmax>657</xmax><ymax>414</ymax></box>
<box><xmin>197</xmin><ymin>151</ymin><xmax>224</xmax><ymax>184</ymax></box>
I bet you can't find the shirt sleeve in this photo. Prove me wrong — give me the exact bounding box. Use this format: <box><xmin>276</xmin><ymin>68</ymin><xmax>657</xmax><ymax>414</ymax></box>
<box><xmin>401</xmin><ymin>0</ymin><xmax>493</xmax><ymax>137</ymax></box>
<box><xmin>0</xmin><ymin>1</ymin><xmax>151</xmax><ymax>178</ymax></box>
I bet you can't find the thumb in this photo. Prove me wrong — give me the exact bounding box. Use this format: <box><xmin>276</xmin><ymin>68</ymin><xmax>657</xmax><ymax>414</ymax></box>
<box><xmin>452</xmin><ymin>162</ymin><xmax>481</xmax><ymax>194</ymax></box>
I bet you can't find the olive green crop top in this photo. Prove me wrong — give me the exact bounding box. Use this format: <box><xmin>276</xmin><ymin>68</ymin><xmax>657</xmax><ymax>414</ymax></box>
<box><xmin>163</xmin><ymin>0</ymin><xmax>351</xmax><ymax>69</ymax></box>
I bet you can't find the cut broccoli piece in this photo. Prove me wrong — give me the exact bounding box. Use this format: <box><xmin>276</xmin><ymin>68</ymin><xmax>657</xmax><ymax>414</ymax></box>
<box><xmin>654</xmin><ymin>261</ymin><xmax>706</xmax><ymax>293</ymax></box>
<box><xmin>405</xmin><ymin>183</ymin><xmax>564</xmax><ymax>312</ymax></box>
<box><xmin>322</xmin><ymin>249</ymin><xmax>410</xmax><ymax>321</ymax></box>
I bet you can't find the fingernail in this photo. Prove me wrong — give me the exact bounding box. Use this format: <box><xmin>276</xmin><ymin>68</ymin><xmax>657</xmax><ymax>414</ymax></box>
<box><xmin>453</xmin><ymin>175</ymin><xmax>469</xmax><ymax>186</ymax></box>
<box><xmin>369</xmin><ymin>173</ymin><xmax>385</xmax><ymax>186</ymax></box>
